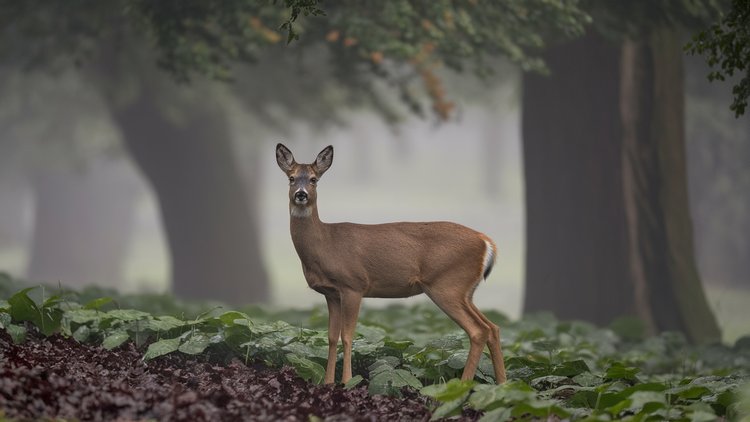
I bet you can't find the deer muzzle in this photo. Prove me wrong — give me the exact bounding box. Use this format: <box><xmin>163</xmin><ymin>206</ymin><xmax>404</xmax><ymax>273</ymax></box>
<box><xmin>294</xmin><ymin>189</ymin><xmax>309</xmax><ymax>204</ymax></box>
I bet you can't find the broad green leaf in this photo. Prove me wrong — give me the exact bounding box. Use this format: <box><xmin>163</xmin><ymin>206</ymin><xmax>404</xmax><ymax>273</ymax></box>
<box><xmin>8</xmin><ymin>287</ymin><xmax>41</xmax><ymax>323</ymax></box>
<box><xmin>505</xmin><ymin>356</ymin><xmax>551</xmax><ymax>381</ymax></box>
<box><xmin>353</xmin><ymin>337</ymin><xmax>383</xmax><ymax>355</ymax></box>
<box><xmin>605</xmin><ymin>398</ymin><xmax>632</xmax><ymax>416</ymax></box>
<box><xmin>42</xmin><ymin>293</ymin><xmax>65</xmax><ymax>309</ymax></box>
<box><xmin>430</xmin><ymin>396</ymin><xmax>469</xmax><ymax>421</ymax></box>
<box><xmin>369</xmin><ymin>369</ymin><xmax>422</xmax><ymax>396</ymax></box>
<box><xmin>282</xmin><ymin>341</ymin><xmax>327</xmax><ymax>360</ymax></box>
<box><xmin>286</xmin><ymin>353</ymin><xmax>325</xmax><ymax>384</ymax></box>
<box><xmin>357</xmin><ymin>324</ymin><xmax>386</xmax><ymax>343</ymax></box>
<box><xmin>551</xmin><ymin>359</ymin><xmax>590</xmax><ymax>377</ymax></box>
<box><xmin>667</xmin><ymin>385</ymin><xmax>711</xmax><ymax>400</ymax></box>
<box><xmin>421</xmin><ymin>379</ymin><xmax>476</xmax><ymax>402</ymax></box>
<box><xmin>102</xmin><ymin>331</ymin><xmax>130</xmax><ymax>350</ymax></box>
<box><xmin>179</xmin><ymin>333</ymin><xmax>212</xmax><ymax>355</ymax></box>
<box><xmin>83</xmin><ymin>297</ymin><xmax>113</xmax><ymax>310</ymax></box>
<box><xmin>384</xmin><ymin>339</ymin><xmax>413</xmax><ymax>351</ymax></box>
<box><xmin>468</xmin><ymin>381</ymin><xmax>535</xmax><ymax>410</ymax></box>
<box><xmin>605</xmin><ymin>362</ymin><xmax>640</xmax><ymax>382</ymax></box>
<box><xmin>368</xmin><ymin>356</ymin><xmax>401</xmax><ymax>376</ymax></box>
<box><xmin>573</xmin><ymin>372</ymin><xmax>602</xmax><ymax>387</ymax></box>
<box><xmin>530</xmin><ymin>375</ymin><xmax>572</xmax><ymax>390</ymax></box>
<box><xmin>344</xmin><ymin>375</ymin><xmax>364</xmax><ymax>390</ymax></box>
<box><xmin>8</xmin><ymin>287</ymin><xmax>63</xmax><ymax>336</ymax></box>
<box><xmin>144</xmin><ymin>316</ymin><xmax>187</xmax><ymax>332</ymax></box>
<box><xmin>446</xmin><ymin>351</ymin><xmax>469</xmax><ymax>370</ymax></box>
<box><xmin>6</xmin><ymin>323</ymin><xmax>27</xmax><ymax>343</ymax></box>
<box><xmin>689</xmin><ymin>410</ymin><xmax>721</xmax><ymax>422</ymax></box>
<box><xmin>72</xmin><ymin>324</ymin><xmax>90</xmax><ymax>342</ymax></box>
<box><xmin>566</xmin><ymin>389</ymin><xmax>599</xmax><ymax>408</ymax></box>
<box><xmin>64</xmin><ymin>309</ymin><xmax>102</xmax><ymax>324</ymax></box>
<box><xmin>218</xmin><ymin>311</ymin><xmax>250</xmax><ymax>326</ymax></box>
<box><xmin>477</xmin><ymin>406</ymin><xmax>512</xmax><ymax>422</ymax></box>
<box><xmin>426</xmin><ymin>335</ymin><xmax>464</xmax><ymax>351</ymax></box>
<box><xmin>628</xmin><ymin>391</ymin><xmax>668</xmax><ymax>413</ymax></box>
<box><xmin>511</xmin><ymin>398</ymin><xmax>572</xmax><ymax>419</ymax></box>
<box><xmin>143</xmin><ymin>337</ymin><xmax>181</xmax><ymax>360</ymax></box>
<box><xmin>0</xmin><ymin>312</ymin><xmax>10</xmax><ymax>328</ymax></box>
<box><xmin>106</xmin><ymin>309</ymin><xmax>151</xmax><ymax>321</ymax></box>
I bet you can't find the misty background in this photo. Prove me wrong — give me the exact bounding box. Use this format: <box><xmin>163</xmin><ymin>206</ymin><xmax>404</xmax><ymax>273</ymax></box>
<box><xmin>0</xmin><ymin>2</ymin><xmax>747</xmax><ymax>345</ymax></box>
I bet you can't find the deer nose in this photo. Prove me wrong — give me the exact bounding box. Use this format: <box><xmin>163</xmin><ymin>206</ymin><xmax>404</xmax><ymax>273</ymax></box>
<box><xmin>294</xmin><ymin>190</ymin><xmax>308</xmax><ymax>202</ymax></box>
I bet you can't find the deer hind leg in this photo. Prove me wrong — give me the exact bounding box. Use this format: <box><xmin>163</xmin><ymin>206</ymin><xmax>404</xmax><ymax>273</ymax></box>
<box><xmin>467</xmin><ymin>303</ymin><xmax>507</xmax><ymax>383</ymax></box>
<box><xmin>324</xmin><ymin>295</ymin><xmax>342</xmax><ymax>384</ymax></box>
<box><xmin>424</xmin><ymin>285</ymin><xmax>492</xmax><ymax>382</ymax></box>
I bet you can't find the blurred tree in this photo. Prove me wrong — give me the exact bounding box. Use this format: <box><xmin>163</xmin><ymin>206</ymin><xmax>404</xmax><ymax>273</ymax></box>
<box><xmin>0</xmin><ymin>70</ymin><xmax>139</xmax><ymax>289</ymax></box>
<box><xmin>522</xmin><ymin>31</ymin><xmax>632</xmax><ymax>326</ymax></box>
<box><xmin>0</xmin><ymin>0</ymin><xmax>589</xmax><ymax>305</ymax></box>
<box><xmin>522</xmin><ymin>1</ymin><xmax>723</xmax><ymax>343</ymax></box>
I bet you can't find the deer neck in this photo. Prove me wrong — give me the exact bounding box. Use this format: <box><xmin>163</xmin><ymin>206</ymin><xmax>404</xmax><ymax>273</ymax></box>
<box><xmin>289</xmin><ymin>202</ymin><xmax>327</xmax><ymax>259</ymax></box>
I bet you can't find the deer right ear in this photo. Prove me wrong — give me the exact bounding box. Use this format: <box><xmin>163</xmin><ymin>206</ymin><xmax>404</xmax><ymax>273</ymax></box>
<box><xmin>276</xmin><ymin>143</ymin><xmax>295</xmax><ymax>173</ymax></box>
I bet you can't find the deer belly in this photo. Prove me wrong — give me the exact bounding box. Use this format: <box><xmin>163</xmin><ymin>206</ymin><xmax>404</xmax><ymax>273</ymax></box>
<box><xmin>364</xmin><ymin>276</ymin><xmax>424</xmax><ymax>298</ymax></box>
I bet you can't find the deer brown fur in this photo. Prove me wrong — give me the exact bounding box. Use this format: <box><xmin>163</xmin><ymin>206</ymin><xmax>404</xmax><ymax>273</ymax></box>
<box><xmin>276</xmin><ymin>143</ymin><xmax>507</xmax><ymax>384</ymax></box>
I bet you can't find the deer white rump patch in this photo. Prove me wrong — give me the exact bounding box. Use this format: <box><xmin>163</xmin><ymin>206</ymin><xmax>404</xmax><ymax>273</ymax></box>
<box><xmin>481</xmin><ymin>239</ymin><xmax>496</xmax><ymax>280</ymax></box>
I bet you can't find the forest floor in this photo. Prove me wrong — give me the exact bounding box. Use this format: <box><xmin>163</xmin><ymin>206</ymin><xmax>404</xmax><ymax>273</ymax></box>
<box><xmin>0</xmin><ymin>329</ymin><xmax>479</xmax><ymax>421</ymax></box>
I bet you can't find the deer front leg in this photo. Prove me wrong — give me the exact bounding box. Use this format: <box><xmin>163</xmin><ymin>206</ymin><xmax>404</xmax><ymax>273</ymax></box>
<box><xmin>339</xmin><ymin>289</ymin><xmax>363</xmax><ymax>384</ymax></box>
<box><xmin>324</xmin><ymin>295</ymin><xmax>342</xmax><ymax>384</ymax></box>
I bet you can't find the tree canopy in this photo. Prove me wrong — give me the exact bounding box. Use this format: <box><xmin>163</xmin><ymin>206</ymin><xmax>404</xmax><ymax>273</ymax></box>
<box><xmin>0</xmin><ymin>0</ymin><xmax>590</xmax><ymax>120</ymax></box>
<box><xmin>686</xmin><ymin>0</ymin><xmax>750</xmax><ymax>116</ymax></box>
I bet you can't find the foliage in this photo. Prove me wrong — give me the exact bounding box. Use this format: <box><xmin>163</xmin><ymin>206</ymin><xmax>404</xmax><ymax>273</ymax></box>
<box><xmin>686</xmin><ymin>0</ymin><xmax>750</xmax><ymax>116</ymax></box>
<box><xmin>0</xmin><ymin>0</ymin><xmax>590</xmax><ymax>122</ymax></box>
<box><xmin>1</xmin><ymin>280</ymin><xmax>748</xmax><ymax>420</ymax></box>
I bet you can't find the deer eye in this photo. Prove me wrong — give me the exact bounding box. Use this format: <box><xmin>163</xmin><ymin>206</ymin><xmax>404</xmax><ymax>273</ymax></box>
<box><xmin>310</xmin><ymin>177</ymin><xmax>318</xmax><ymax>185</ymax></box>
<box><xmin>288</xmin><ymin>176</ymin><xmax>295</xmax><ymax>183</ymax></box>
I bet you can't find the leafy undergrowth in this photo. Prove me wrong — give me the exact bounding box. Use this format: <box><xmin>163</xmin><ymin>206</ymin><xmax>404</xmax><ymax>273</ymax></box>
<box><xmin>1</xmin><ymin>280</ymin><xmax>749</xmax><ymax>421</ymax></box>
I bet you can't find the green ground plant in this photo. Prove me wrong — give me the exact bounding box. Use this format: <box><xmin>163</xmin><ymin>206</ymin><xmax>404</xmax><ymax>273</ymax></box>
<box><xmin>1</xmin><ymin>275</ymin><xmax>748</xmax><ymax>421</ymax></box>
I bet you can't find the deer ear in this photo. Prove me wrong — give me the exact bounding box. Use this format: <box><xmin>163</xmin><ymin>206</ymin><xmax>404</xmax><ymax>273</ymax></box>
<box><xmin>314</xmin><ymin>145</ymin><xmax>334</xmax><ymax>176</ymax></box>
<box><xmin>276</xmin><ymin>143</ymin><xmax>295</xmax><ymax>173</ymax></box>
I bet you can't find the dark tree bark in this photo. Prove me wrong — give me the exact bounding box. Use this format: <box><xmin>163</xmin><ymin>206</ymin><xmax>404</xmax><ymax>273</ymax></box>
<box><xmin>107</xmin><ymin>87</ymin><xmax>270</xmax><ymax>305</ymax></box>
<box><xmin>521</xmin><ymin>29</ymin><xmax>721</xmax><ymax>343</ymax></box>
<box><xmin>26</xmin><ymin>161</ymin><xmax>137</xmax><ymax>287</ymax></box>
<box><xmin>521</xmin><ymin>32</ymin><xmax>634</xmax><ymax>325</ymax></box>
<box><xmin>620</xmin><ymin>29</ymin><xmax>720</xmax><ymax>342</ymax></box>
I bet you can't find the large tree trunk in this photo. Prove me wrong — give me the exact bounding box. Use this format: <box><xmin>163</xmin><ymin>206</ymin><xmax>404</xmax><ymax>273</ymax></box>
<box><xmin>620</xmin><ymin>29</ymin><xmax>720</xmax><ymax>342</ymax></box>
<box><xmin>26</xmin><ymin>160</ymin><xmax>137</xmax><ymax>288</ymax></box>
<box><xmin>108</xmin><ymin>87</ymin><xmax>270</xmax><ymax>305</ymax></box>
<box><xmin>521</xmin><ymin>32</ymin><xmax>634</xmax><ymax>325</ymax></box>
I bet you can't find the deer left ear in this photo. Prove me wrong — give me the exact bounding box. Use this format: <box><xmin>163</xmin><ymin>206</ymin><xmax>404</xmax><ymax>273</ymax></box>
<box><xmin>314</xmin><ymin>145</ymin><xmax>334</xmax><ymax>176</ymax></box>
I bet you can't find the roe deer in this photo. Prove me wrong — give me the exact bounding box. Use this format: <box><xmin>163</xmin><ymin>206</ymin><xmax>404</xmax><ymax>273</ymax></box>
<box><xmin>275</xmin><ymin>143</ymin><xmax>506</xmax><ymax>384</ymax></box>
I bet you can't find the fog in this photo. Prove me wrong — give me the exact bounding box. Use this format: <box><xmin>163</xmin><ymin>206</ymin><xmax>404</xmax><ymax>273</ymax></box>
<box><xmin>0</xmin><ymin>35</ymin><xmax>747</xmax><ymax>343</ymax></box>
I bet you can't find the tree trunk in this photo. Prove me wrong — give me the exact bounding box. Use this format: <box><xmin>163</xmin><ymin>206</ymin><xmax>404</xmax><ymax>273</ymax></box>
<box><xmin>26</xmin><ymin>160</ymin><xmax>137</xmax><ymax>288</ymax></box>
<box><xmin>108</xmin><ymin>87</ymin><xmax>270</xmax><ymax>305</ymax></box>
<box><xmin>620</xmin><ymin>30</ymin><xmax>721</xmax><ymax>343</ymax></box>
<box><xmin>521</xmin><ymin>32</ymin><xmax>634</xmax><ymax>325</ymax></box>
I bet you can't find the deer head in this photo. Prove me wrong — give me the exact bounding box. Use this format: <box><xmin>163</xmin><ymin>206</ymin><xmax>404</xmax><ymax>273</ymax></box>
<box><xmin>276</xmin><ymin>143</ymin><xmax>333</xmax><ymax>218</ymax></box>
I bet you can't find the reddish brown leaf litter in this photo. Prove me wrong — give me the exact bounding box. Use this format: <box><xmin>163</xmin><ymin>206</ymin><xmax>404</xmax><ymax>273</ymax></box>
<box><xmin>0</xmin><ymin>329</ymin><xmax>480</xmax><ymax>421</ymax></box>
